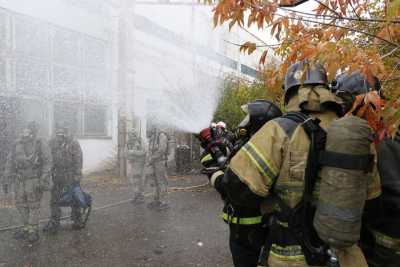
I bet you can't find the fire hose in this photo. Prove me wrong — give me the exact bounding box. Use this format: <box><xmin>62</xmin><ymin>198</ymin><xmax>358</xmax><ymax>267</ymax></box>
<box><xmin>0</xmin><ymin>183</ymin><xmax>211</xmax><ymax>232</ymax></box>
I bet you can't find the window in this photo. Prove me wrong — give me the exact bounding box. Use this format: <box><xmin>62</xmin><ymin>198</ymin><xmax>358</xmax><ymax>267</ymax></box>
<box><xmin>18</xmin><ymin>98</ymin><xmax>49</xmax><ymax>136</ymax></box>
<box><xmin>0</xmin><ymin>59</ymin><xmax>6</xmax><ymax>92</ymax></box>
<box><xmin>241</xmin><ymin>64</ymin><xmax>259</xmax><ymax>78</ymax></box>
<box><xmin>84</xmin><ymin>105</ymin><xmax>107</xmax><ymax>136</ymax></box>
<box><xmin>0</xmin><ymin>97</ymin><xmax>18</xmax><ymax>170</ymax></box>
<box><xmin>53</xmin><ymin>102</ymin><xmax>80</xmax><ymax>136</ymax></box>
<box><xmin>16</xmin><ymin>59</ymin><xmax>49</xmax><ymax>96</ymax></box>
<box><xmin>52</xmin><ymin>103</ymin><xmax>109</xmax><ymax>138</ymax></box>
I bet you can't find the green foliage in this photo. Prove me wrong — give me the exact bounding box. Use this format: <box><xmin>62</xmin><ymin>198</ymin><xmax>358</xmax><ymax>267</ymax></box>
<box><xmin>213</xmin><ymin>76</ymin><xmax>274</xmax><ymax>129</ymax></box>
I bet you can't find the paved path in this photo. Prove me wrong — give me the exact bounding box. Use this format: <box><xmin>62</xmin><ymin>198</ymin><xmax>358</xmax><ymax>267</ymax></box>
<box><xmin>0</xmin><ymin>175</ymin><xmax>232</xmax><ymax>267</ymax></box>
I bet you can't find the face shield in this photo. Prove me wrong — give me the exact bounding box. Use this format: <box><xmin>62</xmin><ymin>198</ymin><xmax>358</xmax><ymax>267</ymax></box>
<box><xmin>236</xmin><ymin>104</ymin><xmax>251</xmax><ymax>139</ymax></box>
<box><xmin>55</xmin><ymin>128</ymin><xmax>68</xmax><ymax>143</ymax></box>
<box><xmin>21</xmin><ymin>128</ymin><xmax>34</xmax><ymax>141</ymax></box>
<box><xmin>238</xmin><ymin>114</ymin><xmax>250</xmax><ymax>129</ymax></box>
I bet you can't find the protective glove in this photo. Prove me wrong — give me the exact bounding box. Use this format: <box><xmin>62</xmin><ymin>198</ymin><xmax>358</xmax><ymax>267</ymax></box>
<box><xmin>73</xmin><ymin>174</ymin><xmax>82</xmax><ymax>183</ymax></box>
<box><xmin>2</xmin><ymin>184</ymin><xmax>9</xmax><ymax>194</ymax></box>
<box><xmin>200</xmin><ymin>152</ymin><xmax>216</xmax><ymax>168</ymax></box>
<box><xmin>200</xmin><ymin>152</ymin><xmax>224</xmax><ymax>178</ymax></box>
<box><xmin>200</xmin><ymin>152</ymin><xmax>226</xmax><ymax>199</ymax></box>
<box><xmin>40</xmin><ymin>174</ymin><xmax>51</xmax><ymax>191</ymax></box>
<box><xmin>200</xmin><ymin>152</ymin><xmax>218</xmax><ymax>173</ymax></box>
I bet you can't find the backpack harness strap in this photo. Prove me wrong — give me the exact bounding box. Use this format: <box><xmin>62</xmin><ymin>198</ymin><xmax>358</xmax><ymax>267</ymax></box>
<box><xmin>319</xmin><ymin>151</ymin><xmax>373</xmax><ymax>172</ymax></box>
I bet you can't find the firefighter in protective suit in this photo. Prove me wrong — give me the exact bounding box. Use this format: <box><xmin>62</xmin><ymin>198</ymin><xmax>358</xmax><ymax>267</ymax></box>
<box><xmin>43</xmin><ymin>124</ymin><xmax>84</xmax><ymax>233</ymax></box>
<box><xmin>201</xmin><ymin>100</ymin><xmax>282</xmax><ymax>267</ymax></box>
<box><xmin>147</xmin><ymin>126</ymin><xmax>169</xmax><ymax>210</ymax></box>
<box><xmin>365</xmin><ymin>126</ymin><xmax>400</xmax><ymax>267</ymax></box>
<box><xmin>334</xmin><ymin>71</ymin><xmax>400</xmax><ymax>267</ymax></box>
<box><xmin>3</xmin><ymin>121</ymin><xmax>52</xmax><ymax>243</ymax></box>
<box><xmin>203</xmin><ymin>61</ymin><xmax>380</xmax><ymax>267</ymax></box>
<box><xmin>126</xmin><ymin>130</ymin><xmax>147</xmax><ymax>204</ymax></box>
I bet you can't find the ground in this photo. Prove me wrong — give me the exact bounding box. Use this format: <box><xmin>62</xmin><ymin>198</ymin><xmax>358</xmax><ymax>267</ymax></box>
<box><xmin>0</xmin><ymin>175</ymin><xmax>232</xmax><ymax>267</ymax></box>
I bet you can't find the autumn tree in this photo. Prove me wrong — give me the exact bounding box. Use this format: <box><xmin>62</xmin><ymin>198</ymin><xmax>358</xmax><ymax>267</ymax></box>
<box><xmin>209</xmin><ymin>0</ymin><xmax>400</xmax><ymax>130</ymax></box>
<box><xmin>214</xmin><ymin>76</ymin><xmax>281</xmax><ymax>129</ymax></box>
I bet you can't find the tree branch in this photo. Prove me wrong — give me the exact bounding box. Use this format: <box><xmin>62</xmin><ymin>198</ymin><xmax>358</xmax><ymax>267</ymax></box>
<box><xmin>383</xmin><ymin>62</ymin><xmax>400</xmax><ymax>87</ymax></box>
<box><xmin>383</xmin><ymin>76</ymin><xmax>400</xmax><ymax>82</ymax></box>
<box><xmin>275</xmin><ymin>14</ymin><xmax>400</xmax><ymax>48</ymax></box>
<box><xmin>380</xmin><ymin>47</ymin><xmax>400</xmax><ymax>59</ymax></box>
<box><xmin>239</xmin><ymin>25</ymin><xmax>274</xmax><ymax>46</ymax></box>
<box><xmin>278</xmin><ymin>7</ymin><xmax>400</xmax><ymax>24</ymax></box>
<box><xmin>223</xmin><ymin>39</ymin><xmax>281</xmax><ymax>48</ymax></box>
<box><xmin>348</xmin><ymin>1</ymin><xmax>361</xmax><ymax>20</ymax></box>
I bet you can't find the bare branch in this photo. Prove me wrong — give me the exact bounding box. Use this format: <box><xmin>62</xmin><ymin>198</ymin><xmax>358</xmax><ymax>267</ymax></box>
<box><xmin>274</xmin><ymin>14</ymin><xmax>400</xmax><ymax>48</ymax></box>
<box><xmin>279</xmin><ymin>0</ymin><xmax>309</xmax><ymax>7</ymax></box>
<box><xmin>383</xmin><ymin>62</ymin><xmax>400</xmax><ymax>87</ymax></box>
<box><xmin>384</xmin><ymin>76</ymin><xmax>400</xmax><ymax>82</ymax></box>
<box><xmin>239</xmin><ymin>25</ymin><xmax>273</xmax><ymax>46</ymax></box>
<box><xmin>223</xmin><ymin>39</ymin><xmax>281</xmax><ymax>48</ymax></box>
<box><xmin>381</xmin><ymin>47</ymin><xmax>400</xmax><ymax>59</ymax></box>
<box><xmin>348</xmin><ymin>1</ymin><xmax>361</xmax><ymax>20</ymax></box>
<box><xmin>278</xmin><ymin>7</ymin><xmax>400</xmax><ymax>24</ymax></box>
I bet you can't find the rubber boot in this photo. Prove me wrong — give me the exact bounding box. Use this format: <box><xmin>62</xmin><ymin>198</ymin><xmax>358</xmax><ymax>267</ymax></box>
<box><xmin>147</xmin><ymin>200</ymin><xmax>161</xmax><ymax>209</ymax></box>
<box><xmin>27</xmin><ymin>229</ymin><xmax>40</xmax><ymax>244</ymax></box>
<box><xmin>43</xmin><ymin>220</ymin><xmax>60</xmax><ymax>234</ymax></box>
<box><xmin>71</xmin><ymin>207</ymin><xmax>85</xmax><ymax>230</ymax></box>
<box><xmin>131</xmin><ymin>194</ymin><xmax>145</xmax><ymax>205</ymax></box>
<box><xmin>13</xmin><ymin>228</ymin><xmax>28</xmax><ymax>240</ymax></box>
<box><xmin>157</xmin><ymin>202</ymin><xmax>169</xmax><ymax>211</ymax></box>
<box><xmin>72</xmin><ymin>221</ymin><xmax>85</xmax><ymax>230</ymax></box>
<box><xmin>147</xmin><ymin>200</ymin><xmax>169</xmax><ymax>211</ymax></box>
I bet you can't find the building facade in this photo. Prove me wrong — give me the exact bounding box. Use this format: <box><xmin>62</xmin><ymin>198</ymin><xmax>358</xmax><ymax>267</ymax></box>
<box><xmin>0</xmin><ymin>0</ymin><xmax>266</xmax><ymax>174</ymax></box>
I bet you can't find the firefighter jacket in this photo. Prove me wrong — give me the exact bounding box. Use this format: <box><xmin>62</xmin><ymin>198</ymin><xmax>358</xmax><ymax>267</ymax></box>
<box><xmin>49</xmin><ymin>137</ymin><xmax>83</xmax><ymax>183</ymax></box>
<box><xmin>149</xmin><ymin>131</ymin><xmax>169</xmax><ymax>164</ymax></box>
<box><xmin>4</xmin><ymin>137</ymin><xmax>52</xmax><ymax>186</ymax></box>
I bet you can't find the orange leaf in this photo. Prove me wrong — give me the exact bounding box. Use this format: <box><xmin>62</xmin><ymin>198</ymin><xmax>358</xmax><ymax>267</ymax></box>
<box><xmin>248</xmin><ymin>11</ymin><xmax>256</xmax><ymax>28</ymax></box>
<box><xmin>213</xmin><ymin>13</ymin><xmax>219</xmax><ymax>27</ymax></box>
<box><xmin>229</xmin><ymin>19</ymin><xmax>236</xmax><ymax>30</ymax></box>
<box><xmin>259</xmin><ymin>50</ymin><xmax>269</xmax><ymax>65</ymax></box>
<box><xmin>271</xmin><ymin>21</ymin><xmax>279</xmax><ymax>36</ymax></box>
<box><xmin>247</xmin><ymin>42</ymin><xmax>257</xmax><ymax>54</ymax></box>
<box><xmin>257</xmin><ymin>13</ymin><xmax>264</xmax><ymax>29</ymax></box>
<box><xmin>275</xmin><ymin>23</ymin><xmax>282</xmax><ymax>40</ymax></box>
<box><xmin>282</xmin><ymin>17</ymin><xmax>289</xmax><ymax>29</ymax></box>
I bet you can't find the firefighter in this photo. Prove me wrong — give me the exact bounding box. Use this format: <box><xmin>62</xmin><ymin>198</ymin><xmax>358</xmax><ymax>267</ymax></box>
<box><xmin>201</xmin><ymin>100</ymin><xmax>282</xmax><ymax>267</ymax></box>
<box><xmin>3</xmin><ymin>121</ymin><xmax>52</xmax><ymax>244</ymax></box>
<box><xmin>43</xmin><ymin>124</ymin><xmax>84</xmax><ymax>233</ymax></box>
<box><xmin>146</xmin><ymin>126</ymin><xmax>170</xmax><ymax>210</ymax></box>
<box><xmin>126</xmin><ymin>130</ymin><xmax>147</xmax><ymax>204</ymax></box>
<box><xmin>334</xmin><ymin>71</ymin><xmax>400</xmax><ymax>267</ymax></box>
